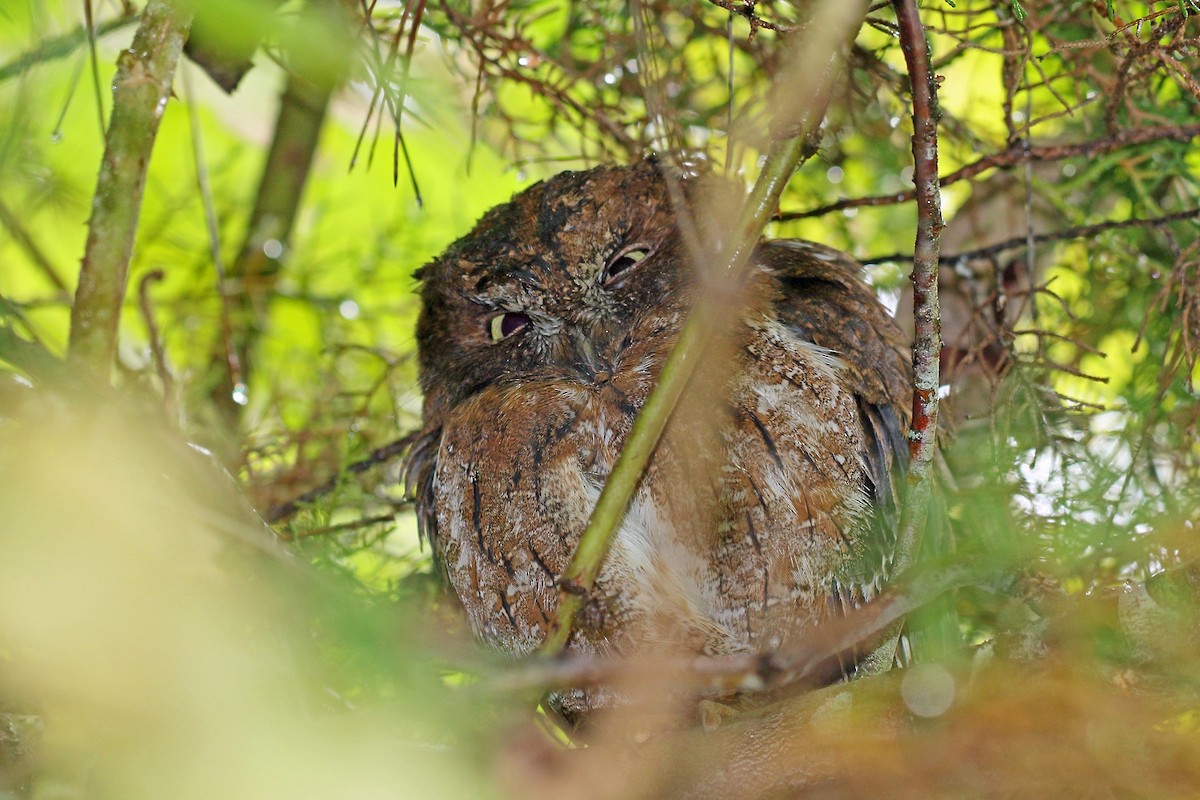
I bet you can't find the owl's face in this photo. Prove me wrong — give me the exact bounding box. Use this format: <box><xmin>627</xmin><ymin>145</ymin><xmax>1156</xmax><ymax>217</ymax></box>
<box><xmin>416</xmin><ymin>161</ymin><xmax>693</xmax><ymax>423</ymax></box>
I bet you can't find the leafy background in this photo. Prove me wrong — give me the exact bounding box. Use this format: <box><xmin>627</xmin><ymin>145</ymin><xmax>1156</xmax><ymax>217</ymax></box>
<box><xmin>1</xmin><ymin>0</ymin><xmax>1199</xmax><ymax>797</ymax></box>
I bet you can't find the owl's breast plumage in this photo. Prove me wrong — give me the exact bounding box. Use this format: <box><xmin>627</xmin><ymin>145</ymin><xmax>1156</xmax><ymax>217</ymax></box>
<box><xmin>429</xmin><ymin>309</ymin><xmax>873</xmax><ymax>668</ymax></box>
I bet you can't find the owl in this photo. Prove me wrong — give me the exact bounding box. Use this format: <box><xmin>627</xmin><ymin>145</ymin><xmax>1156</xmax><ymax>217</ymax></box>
<box><xmin>407</xmin><ymin>159</ymin><xmax>910</xmax><ymax>722</ymax></box>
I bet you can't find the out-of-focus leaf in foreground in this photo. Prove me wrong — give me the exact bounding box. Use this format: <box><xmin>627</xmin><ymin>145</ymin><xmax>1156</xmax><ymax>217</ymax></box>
<box><xmin>0</xmin><ymin>389</ymin><xmax>492</xmax><ymax>799</ymax></box>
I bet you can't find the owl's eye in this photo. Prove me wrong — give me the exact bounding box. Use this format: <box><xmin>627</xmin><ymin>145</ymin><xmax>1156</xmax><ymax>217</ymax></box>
<box><xmin>488</xmin><ymin>312</ymin><xmax>530</xmax><ymax>341</ymax></box>
<box><xmin>603</xmin><ymin>243</ymin><xmax>651</xmax><ymax>284</ymax></box>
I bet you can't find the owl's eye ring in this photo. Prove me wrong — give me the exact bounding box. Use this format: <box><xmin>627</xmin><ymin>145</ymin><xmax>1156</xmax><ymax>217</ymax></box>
<box><xmin>603</xmin><ymin>243</ymin><xmax>652</xmax><ymax>284</ymax></box>
<box><xmin>488</xmin><ymin>311</ymin><xmax>531</xmax><ymax>342</ymax></box>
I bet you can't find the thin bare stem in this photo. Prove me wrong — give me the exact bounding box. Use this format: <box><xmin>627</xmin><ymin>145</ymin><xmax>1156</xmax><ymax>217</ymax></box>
<box><xmin>136</xmin><ymin>269</ymin><xmax>175</xmax><ymax>417</ymax></box>
<box><xmin>863</xmin><ymin>207</ymin><xmax>1200</xmax><ymax>265</ymax></box>
<box><xmin>182</xmin><ymin>63</ymin><xmax>240</xmax><ymax>416</ymax></box>
<box><xmin>776</xmin><ymin>123</ymin><xmax>1200</xmax><ymax>222</ymax></box>
<box><xmin>0</xmin><ymin>197</ymin><xmax>69</xmax><ymax>294</ymax></box>
<box><xmin>703</xmin><ymin>0</ymin><xmax>804</xmax><ymax>35</ymax></box>
<box><xmin>496</xmin><ymin>561</ymin><xmax>976</xmax><ymax>696</ymax></box>
<box><xmin>278</xmin><ymin>513</ymin><xmax>399</xmax><ymax>541</ymax></box>
<box><xmin>891</xmin><ymin>0</ymin><xmax>943</xmax><ymax>577</ymax></box>
<box><xmin>67</xmin><ymin>0</ymin><xmax>192</xmax><ymax>374</ymax></box>
<box><xmin>83</xmin><ymin>0</ymin><xmax>107</xmax><ymax>135</ymax></box>
<box><xmin>267</xmin><ymin>431</ymin><xmax>421</xmax><ymax>522</ymax></box>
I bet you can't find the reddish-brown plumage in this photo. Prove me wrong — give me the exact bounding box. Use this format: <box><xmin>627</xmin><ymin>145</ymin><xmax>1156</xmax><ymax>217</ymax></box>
<box><xmin>408</xmin><ymin>160</ymin><xmax>909</xmax><ymax>721</ymax></box>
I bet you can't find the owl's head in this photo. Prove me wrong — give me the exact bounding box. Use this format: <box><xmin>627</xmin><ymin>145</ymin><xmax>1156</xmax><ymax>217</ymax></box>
<box><xmin>415</xmin><ymin>160</ymin><xmax>705</xmax><ymax>423</ymax></box>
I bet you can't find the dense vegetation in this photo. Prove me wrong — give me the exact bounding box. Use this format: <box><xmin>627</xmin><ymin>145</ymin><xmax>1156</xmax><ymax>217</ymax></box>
<box><xmin>0</xmin><ymin>1</ymin><xmax>1197</xmax><ymax>797</ymax></box>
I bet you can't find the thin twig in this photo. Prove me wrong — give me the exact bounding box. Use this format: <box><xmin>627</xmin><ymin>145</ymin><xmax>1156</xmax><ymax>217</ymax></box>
<box><xmin>277</xmin><ymin>512</ymin><xmax>402</xmax><ymax>541</ymax></box>
<box><xmin>181</xmin><ymin>62</ymin><xmax>241</xmax><ymax>413</ymax></box>
<box><xmin>267</xmin><ymin>431</ymin><xmax>421</xmax><ymax>522</ymax></box>
<box><xmin>776</xmin><ymin>123</ymin><xmax>1200</xmax><ymax>221</ymax></box>
<box><xmin>863</xmin><ymin>207</ymin><xmax>1200</xmax><ymax>265</ymax></box>
<box><xmin>703</xmin><ymin>0</ymin><xmax>804</xmax><ymax>35</ymax></box>
<box><xmin>0</xmin><ymin>197</ymin><xmax>69</xmax><ymax>294</ymax></box>
<box><xmin>83</xmin><ymin>0</ymin><xmax>107</xmax><ymax>135</ymax></box>
<box><xmin>0</xmin><ymin>12</ymin><xmax>137</xmax><ymax>83</ymax></box>
<box><xmin>136</xmin><ymin>269</ymin><xmax>175</xmax><ymax>417</ymax></box>
<box><xmin>67</xmin><ymin>0</ymin><xmax>193</xmax><ymax>373</ymax></box>
<box><xmin>214</xmin><ymin>45</ymin><xmax>339</xmax><ymax>423</ymax></box>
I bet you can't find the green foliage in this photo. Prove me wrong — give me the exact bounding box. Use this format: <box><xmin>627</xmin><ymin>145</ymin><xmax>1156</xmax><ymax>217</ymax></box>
<box><xmin>0</xmin><ymin>395</ymin><xmax>498</xmax><ymax>799</ymax></box>
<box><xmin>0</xmin><ymin>0</ymin><xmax>1198</xmax><ymax>795</ymax></box>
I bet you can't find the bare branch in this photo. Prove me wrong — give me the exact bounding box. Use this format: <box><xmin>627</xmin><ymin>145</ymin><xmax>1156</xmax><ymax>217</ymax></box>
<box><xmin>776</xmin><ymin>124</ymin><xmax>1200</xmax><ymax>222</ymax></box>
<box><xmin>492</xmin><ymin>561</ymin><xmax>976</xmax><ymax>696</ymax></box>
<box><xmin>891</xmin><ymin>0</ymin><xmax>942</xmax><ymax>580</ymax></box>
<box><xmin>702</xmin><ymin>0</ymin><xmax>804</xmax><ymax>35</ymax></box>
<box><xmin>863</xmin><ymin>207</ymin><xmax>1200</xmax><ymax>265</ymax></box>
<box><xmin>0</xmin><ymin>198</ymin><xmax>69</xmax><ymax>295</ymax></box>
<box><xmin>211</xmin><ymin>31</ymin><xmax>341</xmax><ymax>425</ymax></box>
<box><xmin>136</xmin><ymin>269</ymin><xmax>174</xmax><ymax>417</ymax></box>
<box><xmin>277</xmin><ymin>512</ymin><xmax>401</xmax><ymax>541</ymax></box>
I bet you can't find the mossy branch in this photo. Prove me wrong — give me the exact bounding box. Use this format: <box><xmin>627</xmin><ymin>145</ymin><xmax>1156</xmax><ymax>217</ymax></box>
<box><xmin>67</xmin><ymin>0</ymin><xmax>192</xmax><ymax>374</ymax></box>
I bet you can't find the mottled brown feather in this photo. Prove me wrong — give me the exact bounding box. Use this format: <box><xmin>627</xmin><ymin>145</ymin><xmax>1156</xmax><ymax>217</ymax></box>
<box><xmin>408</xmin><ymin>160</ymin><xmax>910</xmax><ymax>721</ymax></box>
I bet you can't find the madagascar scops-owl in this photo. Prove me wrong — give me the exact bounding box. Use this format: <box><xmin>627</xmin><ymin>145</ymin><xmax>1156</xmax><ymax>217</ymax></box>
<box><xmin>409</xmin><ymin>159</ymin><xmax>909</xmax><ymax>718</ymax></box>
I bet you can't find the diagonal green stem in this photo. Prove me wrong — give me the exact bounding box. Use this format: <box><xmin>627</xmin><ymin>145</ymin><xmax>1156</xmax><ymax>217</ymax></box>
<box><xmin>540</xmin><ymin>137</ymin><xmax>822</xmax><ymax>655</ymax></box>
<box><xmin>539</xmin><ymin>3</ymin><xmax>872</xmax><ymax>658</ymax></box>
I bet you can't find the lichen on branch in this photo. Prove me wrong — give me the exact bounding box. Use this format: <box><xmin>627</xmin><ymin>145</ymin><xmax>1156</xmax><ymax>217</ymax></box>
<box><xmin>891</xmin><ymin>0</ymin><xmax>943</xmax><ymax>575</ymax></box>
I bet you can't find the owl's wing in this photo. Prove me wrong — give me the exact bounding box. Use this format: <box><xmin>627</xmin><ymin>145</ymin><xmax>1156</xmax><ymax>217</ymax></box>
<box><xmin>760</xmin><ymin>240</ymin><xmax>911</xmax><ymax>598</ymax></box>
<box><xmin>405</xmin><ymin>427</ymin><xmax>447</xmax><ymax>576</ymax></box>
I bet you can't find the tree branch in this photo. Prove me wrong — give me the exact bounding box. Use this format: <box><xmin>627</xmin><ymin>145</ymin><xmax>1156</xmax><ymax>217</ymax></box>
<box><xmin>277</xmin><ymin>512</ymin><xmax>399</xmax><ymax>541</ymax></box>
<box><xmin>891</xmin><ymin>0</ymin><xmax>942</xmax><ymax>579</ymax></box>
<box><xmin>492</xmin><ymin>561</ymin><xmax>977</xmax><ymax>696</ymax></box>
<box><xmin>210</xmin><ymin>68</ymin><xmax>333</xmax><ymax>424</ymax></box>
<box><xmin>136</xmin><ymin>269</ymin><xmax>173</xmax><ymax>416</ymax></box>
<box><xmin>67</xmin><ymin>0</ymin><xmax>192</xmax><ymax>373</ymax></box>
<box><xmin>0</xmin><ymin>197</ymin><xmax>69</xmax><ymax>295</ymax></box>
<box><xmin>702</xmin><ymin>0</ymin><xmax>804</xmax><ymax>35</ymax></box>
<box><xmin>207</xmin><ymin>0</ymin><xmax>357</xmax><ymax>430</ymax></box>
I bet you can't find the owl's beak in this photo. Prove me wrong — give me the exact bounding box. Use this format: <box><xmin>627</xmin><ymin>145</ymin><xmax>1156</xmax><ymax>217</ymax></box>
<box><xmin>569</xmin><ymin>326</ymin><xmax>612</xmax><ymax>385</ymax></box>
